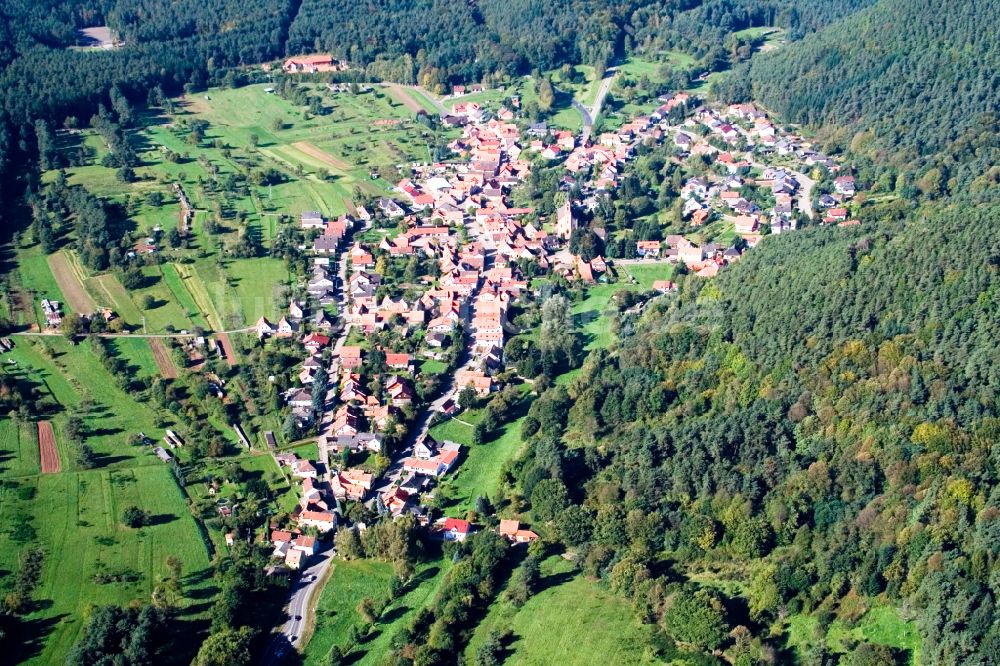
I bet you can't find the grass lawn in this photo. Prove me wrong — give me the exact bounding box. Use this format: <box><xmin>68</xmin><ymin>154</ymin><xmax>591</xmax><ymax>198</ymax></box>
<box><xmin>220</xmin><ymin>257</ymin><xmax>289</xmax><ymax>324</ymax></box>
<box><xmin>572</xmin><ymin>282</ymin><xmax>638</xmax><ymax>350</ymax></box>
<box><xmin>304</xmin><ymin>559</ymin><xmax>393</xmax><ymax>665</ymax></box>
<box><xmin>465</xmin><ymin>556</ymin><xmax>658</xmax><ymax>665</ymax></box>
<box><xmin>0</xmin><ymin>465</ymin><xmax>215</xmax><ymax>665</ymax></box>
<box><xmin>419</xmin><ymin>359</ymin><xmax>449</xmax><ymax>375</ymax></box>
<box><xmin>621</xmin><ymin>263</ymin><xmax>676</xmax><ymax>289</ymax></box>
<box><xmin>109</xmin><ymin>337</ymin><xmax>160</xmax><ymax>378</ymax></box>
<box><xmin>161</xmin><ymin>263</ymin><xmax>210</xmax><ymax>328</ymax></box>
<box><xmin>304</xmin><ymin>558</ymin><xmax>452</xmax><ymax>666</ymax></box>
<box><xmin>436</xmin><ymin>415</ymin><xmax>528</xmax><ymax>513</ymax></box>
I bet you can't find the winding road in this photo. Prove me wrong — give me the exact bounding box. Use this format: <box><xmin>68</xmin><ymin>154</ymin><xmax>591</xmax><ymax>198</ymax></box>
<box><xmin>261</xmin><ymin>545</ymin><xmax>336</xmax><ymax>666</ymax></box>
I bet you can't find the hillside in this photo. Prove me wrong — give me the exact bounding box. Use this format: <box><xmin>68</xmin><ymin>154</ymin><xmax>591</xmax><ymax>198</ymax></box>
<box><xmin>714</xmin><ymin>0</ymin><xmax>1000</xmax><ymax>183</ymax></box>
<box><xmin>512</xmin><ymin>194</ymin><xmax>1000</xmax><ymax>662</ymax></box>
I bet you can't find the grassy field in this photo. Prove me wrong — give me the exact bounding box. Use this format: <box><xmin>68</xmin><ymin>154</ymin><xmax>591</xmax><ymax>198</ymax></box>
<box><xmin>5</xmin><ymin>337</ymin><xmax>174</xmax><ymax>470</ymax></box>
<box><xmin>621</xmin><ymin>263</ymin><xmax>676</xmax><ymax>289</ymax></box>
<box><xmin>304</xmin><ymin>559</ymin><xmax>452</xmax><ymax>666</ymax></box>
<box><xmin>304</xmin><ymin>559</ymin><xmax>393</xmax><ymax>665</ymax></box>
<box><xmin>785</xmin><ymin>605</ymin><xmax>920</xmax><ymax>663</ymax></box>
<box><xmin>465</xmin><ymin>556</ymin><xmax>658</xmax><ymax>665</ymax></box>
<box><xmin>572</xmin><ymin>281</ymin><xmax>639</xmax><ymax>350</ymax></box>
<box><xmin>109</xmin><ymin>337</ymin><xmax>161</xmax><ymax>378</ymax></box>
<box><xmin>433</xmin><ymin>414</ymin><xmax>528</xmax><ymax>513</ymax></box>
<box><xmin>0</xmin><ymin>419</ymin><xmax>41</xmax><ymax>477</ymax></box>
<box><xmin>0</xmin><ymin>465</ymin><xmax>215</xmax><ymax>665</ymax></box>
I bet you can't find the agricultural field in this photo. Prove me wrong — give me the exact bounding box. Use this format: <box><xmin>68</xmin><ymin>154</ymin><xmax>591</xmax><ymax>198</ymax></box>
<box><xmin>465</xmin><ymin>556</ymin><xmax>659</xmax><ymax>665</ymax></box>
<box><xmin>28</xmin><ymin>82</ymin><xmax>453</xmax><ymax>333</ymax></box>
<box><xmin>4</xmin><ymin>337</ymin><xmax>177</xmax><ymax>470</ymax></box>
<box><xmin>0</xmin><ymin>465</ymin><xmax>215</xmax><ymax>665</ymax></box>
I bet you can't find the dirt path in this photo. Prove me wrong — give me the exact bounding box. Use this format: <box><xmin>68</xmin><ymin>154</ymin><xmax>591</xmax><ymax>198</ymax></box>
<box><xmin>38</xmin><ymin>421</ymin><xmax>60</xmax><ymax>474</ymax></box>
<box><xmin>383</xmin><ymin>84</ymin><xmax>425</xmax><ymax>113</ymax></box>
<box><xmin>216</xmin><ymin>332</ymin><xmax>237</xmax><ymax>367</ymax></box>
<box><xmin>48</xmin><ymin>251</ymin><xmax>97</xmax><ymax>314</ymax></box>
<box><xmin>291</xmin><ymin>141</ymin><xmax>352</xmax><ymax>170</ymax></box>
<box><xmin>148</xmin><ymin>338</ymin><xmax>178</xmax><ymax>378</ymax></box>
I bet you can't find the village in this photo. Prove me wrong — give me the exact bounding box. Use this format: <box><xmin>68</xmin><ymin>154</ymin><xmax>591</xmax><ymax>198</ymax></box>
<box><xmin>243</xmin><ymin>79</ymin><xmax>860</xmax><ymax>576</ymax></box>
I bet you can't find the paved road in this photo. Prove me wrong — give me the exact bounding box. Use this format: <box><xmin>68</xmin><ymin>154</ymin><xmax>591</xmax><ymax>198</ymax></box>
<box><xmin>260</xmin><ymin>546</ymin><xmax>336</xmax><ymax>666</ymax></box>
<box><xmin>580</xmin><ymin>66</ymin><xmax>617</xmax><ymax>144</ymax></box>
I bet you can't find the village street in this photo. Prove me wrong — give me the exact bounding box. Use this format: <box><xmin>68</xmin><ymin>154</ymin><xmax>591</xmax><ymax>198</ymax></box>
<box><xmin>261</xmin><ymin>543</ymin><xmax>335</xmax><ymax>665</ymax></box>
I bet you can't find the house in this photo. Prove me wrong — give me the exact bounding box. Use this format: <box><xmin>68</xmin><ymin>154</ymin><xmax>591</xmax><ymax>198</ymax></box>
<box><xmin>292</xmin><ymin>535</ymin><xmax>316</xmax><ymax>557</ymax></box>
<box><xmin>276</xmin><ymin>317</ymin><xmax>299</xmax><ymax>338</ymax></box>
<box><xmin>652</xmin><ymin>280</ymin><xmax>677</xmax><ymax>293</ymax></box>
<box><xmin>827</xmin><ymin>207</ymin><xmax>849</xmax><ymax>222</ymax></box>
<box><xmin>284</xmin><ymin>55</ymin><xmax>338</xmax><ymax>73</ymax></box>
<box><xmin>734</xmin><ymin>215</ymin><xmax>758</xmax><ymax>234</ymax></box>
<box><xmin>385</xmin><ymin>352</ymin><xmax>412</xmax><ymax>372</ymax></box>
<box><xmin>287</xmin><ymin>388</ymin><xmax>312</xmax><ymax>409</ymax></box>
<box><xmin>678</xmin><ymin>239</ymin><xmax>704</xmax><ymax>266</ymax></box>
<box><xmin>298</xmin><ymin>510</ymin><xmax>337</xmax><ymax>532</ymax></box>
<box><xmin>333</xmin><ymin>432</ymin><xmax>382</xmax><ymax>453</ymax></box>
<box><xmin>339</xmin><ymin>345</ymin><xmax>364</xmax><ymax>370</ymax></box>
<box><xmin>636</xmin><ymin>240</ymin><xmax>661</xmax><ymax>258</ymax></box>
<box><xmin>834</xmin><ymin>175</ymin><xmax>856</xmax><ymax>196</ymax></box>
<box><xmin>314</xmin><ymin>235</ymin><xmax>340</xmax><ymax>254</ymax></box>
<box><xmin>542</xmin><ymin>144</ymin><xmax>562</xmax><ymax>160</ymax></box>
<box><xmin>438</xmin><ymin>517</ymin><xmax>472</xmax><ymax>542</ymax></box>
<box><xmin>284</xmin><ymin>548</ymin><xmax>304</xmax><ymax>569</ymax></box>
<box><xmin>350</xmin><ymin>243</ymin><xmax>374</xmax><ymax>268</ymax></box>
<box><xmin>300</xmin><ymin>211</ymin><xmax>325</xmax><ymax>230</ymax></box>
<box><xmin>255</xmin><ymin>316</ymin><xmax>276</xmax><ymax>338</ymax></box>
<box><xmin>498</xmin><ymin>520</ymin><xmax>539</xmax><ymax>544</ymax></box>
<box><xmin>303</xmin><ymin>333</ymin><xmax>331</xmax><ymax>352</ymax></box>
<box><xmin>292</xmin><ymin>459</ymin><xmax>318</xmax><ymax>479</ymax></box>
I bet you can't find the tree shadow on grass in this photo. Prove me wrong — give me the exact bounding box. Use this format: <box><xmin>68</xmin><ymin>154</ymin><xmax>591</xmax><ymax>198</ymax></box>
<box><xmin>535</xmin><ymin>569</ymin><xmax>576</xmax><ymax>594</ymax></box>
<box><xmin>10</xmin><ymin>612</ymin><xmax>69</xmax><ymax>663</ymax></box>
<box><xmin>380</xmin><ymin>604</ymin><xmax>410</xmax><ymax>624</ymax></box>
<box><xmin>146</xmin><ymin>513</ymin><xmax>178</xmax><ymax>526</ymax></box>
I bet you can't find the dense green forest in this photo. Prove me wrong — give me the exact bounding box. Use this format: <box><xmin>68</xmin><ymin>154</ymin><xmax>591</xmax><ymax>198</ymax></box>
<box><xmin>714</xmin><ymin>0</ymin><xmax>1000</xmax><ymax>187</ymax></box>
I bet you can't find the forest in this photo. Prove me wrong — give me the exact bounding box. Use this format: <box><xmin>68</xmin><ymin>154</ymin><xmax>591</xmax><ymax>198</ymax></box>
<box><xmin>501</xmin><ymin>190</ymin><xmax>1000</xmax><ymax>662</ymax></box>
<box><xmin>713</xmin><ymin>0</ymin><xmax>1000</xmax><ymax>188</ymax></box>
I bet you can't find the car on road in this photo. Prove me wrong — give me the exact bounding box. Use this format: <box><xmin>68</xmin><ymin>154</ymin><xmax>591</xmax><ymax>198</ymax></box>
<box><xmin>295</xmin><ymin>615</ymin><xmax>302</xmax><ymax>621</ymax></box>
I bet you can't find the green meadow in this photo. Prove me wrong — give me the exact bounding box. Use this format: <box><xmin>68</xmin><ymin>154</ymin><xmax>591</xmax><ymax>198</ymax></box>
<box><xmin>304</xmin><ymin>559</ymin><xmax>452</xmax><ymax>666</ymax></box>
<box><xmin>465</xmin><ymin>556</ymin><xmax>659</xmax><ymax>665</ymax></box>
<box><xmin>0</xmin><ymin>465</ymin><xmax>215</xmax><ymax>665</ymax></box>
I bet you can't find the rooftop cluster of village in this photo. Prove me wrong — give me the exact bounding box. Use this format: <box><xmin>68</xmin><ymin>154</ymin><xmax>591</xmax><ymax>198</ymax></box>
<box><xmin>243</xmin><ymin>86</ymin><xmax>859</xmax><ymax>571</ymax></box>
